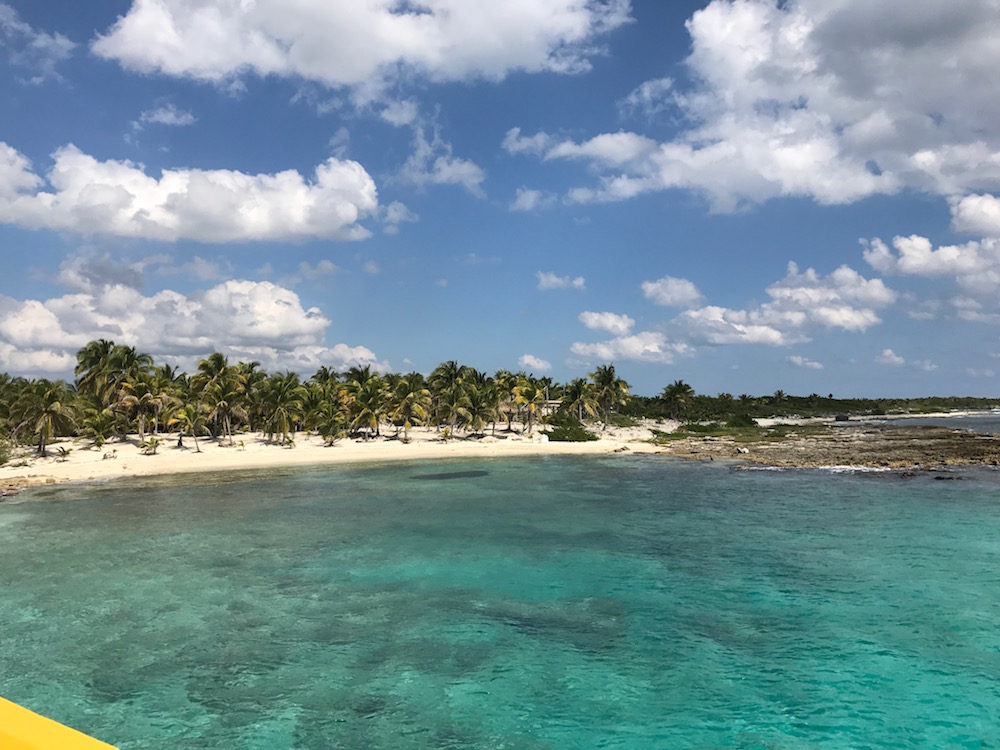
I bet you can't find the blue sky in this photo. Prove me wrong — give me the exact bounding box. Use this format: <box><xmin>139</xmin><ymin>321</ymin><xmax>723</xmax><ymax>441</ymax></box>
<box><xmin>1</xmin><ymin>0</ymin><xmax>999</xmax><ymax>397</ymax></box>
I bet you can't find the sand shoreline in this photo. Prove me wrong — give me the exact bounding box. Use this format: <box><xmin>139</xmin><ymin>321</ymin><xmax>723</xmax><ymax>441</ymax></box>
<box><xmin>4</xmin><ymin>412</ymin><xmax>998</xmax><ymax>495</ymax></box>
<box><xmin>0</xmin><ymin>423</ymin><xmax>666</xmax><ymax>493</ymax></box>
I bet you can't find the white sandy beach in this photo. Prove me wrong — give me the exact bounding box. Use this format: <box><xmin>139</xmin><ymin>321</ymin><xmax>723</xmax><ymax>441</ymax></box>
<box><xmin>4</xmin><ymin>411</ymin><xmax>992</xmax><ymax>494</ymax></box>
<box><xmin>1</xmin><ymin>422</ymin><xmax>675</xmax><ymax>492</ymax></box>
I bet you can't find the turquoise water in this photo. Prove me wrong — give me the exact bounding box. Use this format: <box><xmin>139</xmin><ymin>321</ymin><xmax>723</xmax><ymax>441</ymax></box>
<box><xmin>2</xmin><ymin>457</ymin><xmax>999</xmax><ymax>748</ymax></box>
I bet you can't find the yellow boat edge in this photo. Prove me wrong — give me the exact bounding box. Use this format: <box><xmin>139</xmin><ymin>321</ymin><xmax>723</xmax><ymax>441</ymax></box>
<box><xmin>0</xmin><ymin>696</ymin><xmax>118</xmax><ymax>750</ymax></box>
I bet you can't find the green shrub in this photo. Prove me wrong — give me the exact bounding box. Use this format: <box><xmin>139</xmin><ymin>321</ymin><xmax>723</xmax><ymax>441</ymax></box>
<box><xmin>545</xmin><ymin>411</ymin><xmax>599</xmax><ymax>442</ymax></box>
<box><xmin>139</xmin><ymin>437</ymin><xmax>162</xmax><ymax>455</ymax></box>
<box><xmin>726</xmin><ymin>413</ymin><xmax>757</xmax><ymax>428</ymax></box>
<box><xmin>0</xmin><ymin>437</ymin><xmax>10</xmax><ymax>466</ymax></box>
<box><xmin>604</xmin><ymin>412</ymin><xmax>641</xmax><ymax>428</ymax></box>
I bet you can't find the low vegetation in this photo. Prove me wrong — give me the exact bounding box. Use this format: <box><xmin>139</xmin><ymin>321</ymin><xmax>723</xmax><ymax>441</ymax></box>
<box><xmin>543</xmin><ymin>411</ymin><xmax>599</xmax><ymax>442</ymax></box>
<box><xmin>625</xmin><ymin>385</ymin><xmax>999</xmax><ymax>424</ymax></box>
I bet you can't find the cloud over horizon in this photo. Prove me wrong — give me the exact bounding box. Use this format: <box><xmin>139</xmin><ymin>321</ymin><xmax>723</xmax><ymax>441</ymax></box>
<box><xmin>0</xmin><ymin>279</ymin><xmax>387</xmax><ymax>377</ymax></box>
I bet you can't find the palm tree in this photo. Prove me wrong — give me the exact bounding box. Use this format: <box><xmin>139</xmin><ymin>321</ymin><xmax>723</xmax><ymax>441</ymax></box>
<box><xmin>310</xmin><ymin>365</ymin><xmax>340</xmax><ymax>385</ymax></box>
<box><xmin>203</xmin><ymin>376</ymin><xmax>248</xmax><ymax>445</ymax></box>
<box><xmin>236</xmin><ymin>361</ymin><xmax>267</xmax><ymax>431</ymax></box>
<box><xmin>345</xmin><ymin>364</ymin><xmax>375</xmax><ymax>389</ymax></box>
<box><xmin>260</xmin><ymin>371</ymin><xmax>305</xmax><ymax>445</ymax></box>
<box><xmin>562</xmin><ymin>377</ymin><xmax>599</xmax><ymax>422</ymax></box>
<box><xmin>430</xmin><ymin>360</ymin><xmax>465</xmax><ymax>394</ymax></box>
<box><xmin>117</xmin><ymin>371</ymin><xmax>159</xmax><ymax>441</ymax></box>
<box><xmin>154</xmin><ymin>362</ymin><xmax>182</xmax><ymax>384</ymax></box>
<box><xmin>436</xmin><ymin>382</ymin><xmax>471</xmax><ymax>436</ymax></box>
<box><xmin>11</xmin><ymin>379</ymin><xmax>80</xmax><ymax>456</ymax></box>
<box><xmin>191</xmin><ymin>352</ymin><xmax>229</xmax><ymax>394</ymax></box>
<box><xmin>389</xmin><ymin>373</ymin><xmax>431</xmax><ymax>441</ymax></box>
<box><xmin>429</xmin><ymin>361</ymin><xmax>472</xmax><ymax>425</ymax></box>
<box><xmin>144</xmin><ymin>364</ymin><xmax>183</xmax><ymax>433</ymax></box>
<box><xmin>168</xmin><ymin>402</ymin><xmax>208</xmax><ymax>453</ymax></box>
<box><xmin>80</xmin><ymin>407</ymin><xmax>116</xmax><ymax>448</ymax></box>
<box><xmin>589</xmin><ymin>364</ymin><xmax>630</xmax><ymax>430</ymax></box>
<box><xmin>74</xmin><ymin>339</ymin><xmax>117</xmax><ymax>406</ymax></box>
<box><xmin>0</xmin><ymin>373</ymin><xmax>25</xmax><ymax>436</ymax></box>
<box><xmin>300</xmin><ymin>380</ymin><xmax>328</xmax><ymax>429</ymax></box>
<box><xmin>350</xmin><ymin>376</ymin><xmax>389</xmax><ymax>439</ymax></box>
<box><xmin>660</xmin><ymin>380</ymin><xmax>695</xmax><ymax>421</ymax></box>
<box><xmin>108</xmin><ymin>344</ymin><xmax>154</xmax><ymax>393</ymax></box>
<box><xmin>492</xmin><ymin>369</ymin><xmax>518</xmax><ymax>432</ymax></box>
<box><xmin>535</xmin><ymin>375</ymin><xmax>554</xmax><ymax>402</ymax></box>
<box><xmin>464</xmin><ymin>382</ymin><xmax>499</xmax><ymax>437</ymax></box>
<box><xmin>514</xmin><ymin>376</ymin><xmax>547</xmax><ymax>436</ymax></box>
<box><xmin>312</xmin><ymin>401</ymin><xmax>347</xmax><ymax>445</ymax></box>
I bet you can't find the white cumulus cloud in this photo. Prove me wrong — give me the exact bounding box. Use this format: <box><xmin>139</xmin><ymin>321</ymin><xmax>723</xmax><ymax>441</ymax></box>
<box><xmin>570</xmin><ymin>260</ymin><xmax>896</xmax><ymax>363</ymax></box>
<box><xmin>502</xmin><ymin>128</ymin><xmax>555</xmax><ymax>157</ymax></box>
<box><xmin>382</xmin><ymin>200</ymin><xmax>419</xmax><ymax>234</ymax></box>
<box><xmin>397</xmin><ymin>125</ymin><xmax>485</xmax><ymax>196</ymax></box>
<box><xmin>537</xmin><ymin>271</ymin><xmax>585</xmax><ymax>291</ymax></box>
<box><xmin>641</xmin><ymin>275</ymin><xmax>704</xmax><ymax>308</ymax></box>
<box><xmin>508</xmin><ymin>0</ymin><xmax>1000</xmax><ymax>211</ymax></box>
<box><xmin>510</xmin><ymin>188</ymin><xmax>556</xmax><ymax>212</ymax></box>
<box><xmin>876</xmin><ymin>348</ymin><xmax>905</xmax><ymax>366</ymax></box>
<box><xmin>619</xmin><ymin>76</ymin><xmax>674</xmax><ymax>119</ymax></box>
<box><xmin>0</xmin><ymin>3</ymin><xmax>75</xmax><ymax>84</ymax></box>
<box><xmin>570</xmin><ymin>331</ymin><xmax>688</xmax><ymax>364</ymax></box>
<box><xmin>676</xmin><ymin>306</ymin><xmax>789</xmax><ymax>346</ymax></box>
<box><xmin>863</xmin><ymin>234</ymin><xmax>1000</xmax><ymax>297</ymax></box>
<box><xmin>138</xmin><ymin>104</ymin><xmax>196</xmax><ymax>127</ymax></box>
<box><xmin>578</xmin><ymin>311</ymin><xmax>635</xmax><ymax>336</ymax></box>
<box><xmin>0</xmin><ymin>279</ymin><xmax>387</xmax><ymax>377</ymax></box>
<box><xmin>0</xmin><ymin>141</ymin><xmax>377</xmax><ymax>242</ymax></box>
<box><xmin>951</xmin><ymin>194</ymin><xmax>1000</xmax><ymax>238</ymax></box>
<box><xmin>92</xmin><ymin>0</ymin><xmax>632</xmax><ymax>99</ymax></box>
<box><xmin>518</xmin><ymin>354</ymin><xmax>552</xmax><ymax>372</ymax></box>
<box><xmin>676</xmin><ymin>262</ymin><xmax>895</xmax><ymax>346</ymax></box>
<box><xmin>788</xmin><ymin>355</ymin><xmax>823</xmax><ymax>370</ymax></box>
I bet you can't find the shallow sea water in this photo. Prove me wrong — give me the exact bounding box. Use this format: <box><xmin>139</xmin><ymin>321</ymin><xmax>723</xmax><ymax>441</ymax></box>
<box><xmin>1</xmin><ymin>456</ymin><xmax>999</xmax><ymax>749</ymax></box>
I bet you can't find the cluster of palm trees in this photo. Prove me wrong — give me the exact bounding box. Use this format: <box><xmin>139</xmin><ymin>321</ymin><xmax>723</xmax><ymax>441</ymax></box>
<box><xmin>0</xmin><ymin>340</ymin><xmax>634</xmax><ymax>457</ymax></box>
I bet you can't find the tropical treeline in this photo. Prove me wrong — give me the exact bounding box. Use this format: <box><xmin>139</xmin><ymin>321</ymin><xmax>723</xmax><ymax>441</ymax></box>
<box><xmin>0</xmin><ymin>340</ymin><xmax>632</xmax><ymax>458</ymax></box>
<box><xmin>4</xmin><ymin>342</ymin><xmax>996</xmax><ymax>462</ymax></box>
<box><xmin>624</xmin><ymin>381</ymin><xmax>1000</xmax><ymax>423</ymax></box>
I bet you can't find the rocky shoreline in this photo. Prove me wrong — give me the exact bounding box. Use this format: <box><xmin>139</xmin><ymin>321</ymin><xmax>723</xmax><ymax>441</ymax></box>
<box><xmin>656</xmin><ymin>423</ymin><xmax>1000</xmax><ymax>469</ymax></box>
